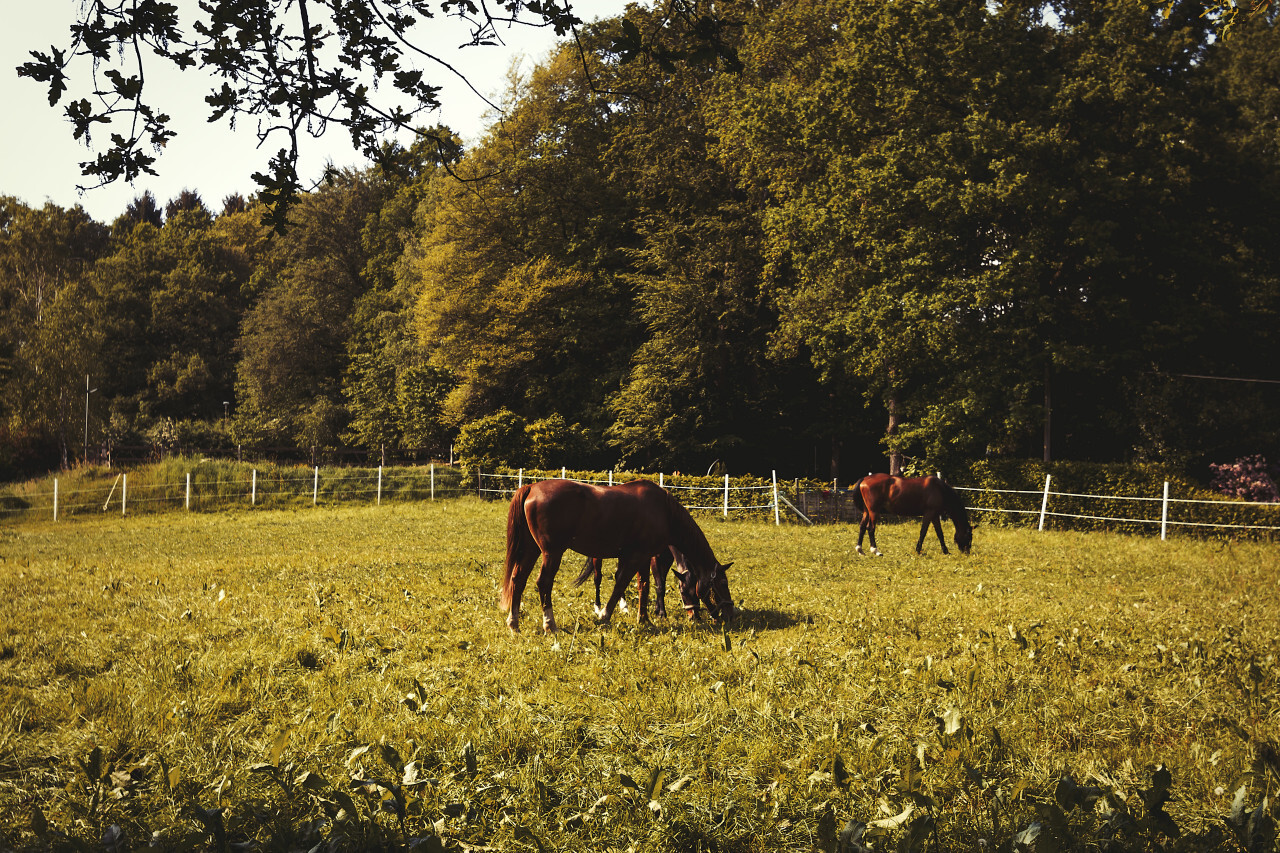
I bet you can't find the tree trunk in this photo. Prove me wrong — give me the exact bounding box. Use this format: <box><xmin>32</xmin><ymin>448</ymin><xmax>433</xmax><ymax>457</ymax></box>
<box><xmin>887</xmin><ymin>397</ymin><xmax>903</xmax><ymax>475</ymax></box>
<box><xmin>1043</xmin><ymin>362</ymin><xmax>1052</xmax><ymax>464</ymax></box>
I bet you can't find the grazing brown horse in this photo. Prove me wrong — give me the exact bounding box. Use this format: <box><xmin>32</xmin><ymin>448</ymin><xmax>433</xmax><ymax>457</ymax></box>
<box><xmin>500</xmin><ymin>479</ymin><xmax>734</xmax><ymax>633</ymax></box>
<box><xmin>574</xmin><ymin>552</ymin><xmax>702</xmax><ymax>621</ymax></box>
<box><xmin>851</xmin><ymin>474</ymin><xmax>973</xmax><ymax>556</ymax></box>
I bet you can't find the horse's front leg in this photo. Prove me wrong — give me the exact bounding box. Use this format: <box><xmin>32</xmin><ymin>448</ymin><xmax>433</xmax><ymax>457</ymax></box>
<box><xmin>599</xmin><ymin>555</ymin><xmax>642</xmax><ymax>626</ymax></box>
<box><xmin>535</xmin><ymin>551</ymin><xmax>564</xmax><ymax>633</ymax></box>
<box><xmin>635</xmin><ymin>563</ymin><xmax>652</xmax><ymax>625</ymax></box>
<box><xmin>933</xmin><ymin>516</ymin><xmax>949</xmax><ymax>554</ymax></box>
<box><xmin>652</xmin><ymin>552</ymin><xmax>674</xmax><ymax>620</ymax></box>
<box><xmin>916</xmin><ymin>517</ymin><xmax>930</xmax><ymax>554</ymax></box>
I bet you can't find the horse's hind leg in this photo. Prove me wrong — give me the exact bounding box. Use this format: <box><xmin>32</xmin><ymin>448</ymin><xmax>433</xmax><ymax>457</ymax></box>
<box><xmin>859</xmin><ymin>514</ymin><xmax>882</xmax><ymax>557</ymax></box>
<box><xmin>933</xmin><ymin>515</ymin><xmax>949</xmax><ymax>554</ymax></box>
<box><xmin>535</xmin><ymin>551</ymin><xmax>564</xmax><ymax>633</ymax></box>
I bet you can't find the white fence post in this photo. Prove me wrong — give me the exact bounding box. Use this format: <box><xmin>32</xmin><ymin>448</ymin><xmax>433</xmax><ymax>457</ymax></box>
<box><xmin>313</xmin><ymin>466</ymin><xmax>319</xmax><ymax>506</ymax></box>
<box><xmin>377</xmin><ymin>465</ymin><xmax>383</xmax><ymax>506</ymax></box>
<box><xmin>53</xmin><ymin>478</ymin><xmax>58</xmax><ymax>521</ymax></box>
<box><xmin>609</xmin><ymin>470</ymin><xmax>614</xmax><ymax>486</ymax></box>
<box><xmin>1038</xmin><ymin>474</ymin><xmax>1051</xmax><ymax>531</ymax></box>
<box><xmin>773</xmin><ymin>470</ymin><xmax>780</xmax><ymax>526</ymax></box>
<box><xmin>252</xmin><ymin>469</ymin><xmax>257</xmax><ymax>506</ymax></box>
<box><xmin>122</xmin><ymin>474</ymin><xmax>127</xmax><ymax>516</ymax></box>
<box><xmin>1160</xmin><ymin>481</ymin><xmax>1170</xmax><ymax>541</ymax></box>
<box><xmin>659</xmin><ymin>472</ymin><xmax>664</xmax><ymax>489</ymax></box>
<box><xmin>561</xmin><ymin>466</ymin><xmax>566</xmax><ymax>479</ymax></box>
<box><xmin>724</xmin><ymin>474</ymin><xmax>730</xmax><ymax>518</ymax></box>
<box><xmin>186</xmin><ymin>472</ymin><xmax>191</xmax><ymax>511</ymax></box>
<box><xmin>430</xmin><ymin>463</ymin><xmax>435</xmax><ymax>501</ymax></box>
<box><xmin>519</xmin><ymin>468</ymin><xmax>524</xmax><ymax>490</ymax></box>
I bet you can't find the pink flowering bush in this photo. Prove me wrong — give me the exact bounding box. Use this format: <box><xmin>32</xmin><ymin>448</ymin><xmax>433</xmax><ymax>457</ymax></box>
<box><xmin>1209</xmin><ymin>455</ymin><xmax>1280</xmax><ymax>502</ymax></box>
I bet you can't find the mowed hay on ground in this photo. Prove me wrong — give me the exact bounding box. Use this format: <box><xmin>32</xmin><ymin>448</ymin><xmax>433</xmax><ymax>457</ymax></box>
<box><xmin>1</xmin><ymin>499</ymin><xmax>1277</xmax><ymax>851</ymax></box>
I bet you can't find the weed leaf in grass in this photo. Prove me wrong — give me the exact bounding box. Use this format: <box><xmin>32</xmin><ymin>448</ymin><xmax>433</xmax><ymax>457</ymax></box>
<box><xmin>268</xmin><ymin>729</ymin><xmax>289</xmax><ymax>766</ymax></box>
<box><xmin>461</xmin><ymin>740</ymin><xmax>477</xmax><ymax>777</ymax></box>
<box><xmin>646</xmin><ymin>766</ymin><xmax>667</xmax><ymax>802</ymax></box>
<box><xmin>837</xmin><ymin>819</ymin><xmax>872</xmax><ymax>853</ymax></box>
<box><xmin>379</xmin><ymin>741</ymin><xmax>404</xmax><ymax>774</ymax></box>
<box><xmin>78</xmin><ymin>745</ymin><xmax>104</xmax><ymax>782</ymax></box>
<box><xmin>1054</xmin><ymin>776</ymin><xmax>1104</xmax><ymax>812</ymax></box>
<box><xmin>666</xmin><ymin>774</ymin><xmax>694</xmax><ymax>793</ymax></box>
<box><xmin>1013</xmin><ymin>821</ymin><xmax>1042</xmax><ymax>852</ymax></box>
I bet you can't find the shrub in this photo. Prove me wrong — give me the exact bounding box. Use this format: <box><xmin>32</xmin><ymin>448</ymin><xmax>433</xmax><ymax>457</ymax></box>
<box><xmin>456</xmin><ymin>409</ymin><xmax>530</xmax><ymax>470</ymax></box>
<box><xmin>1209</xmin><ymin>455</ymin><xmax>1280</xmax><ymax>502</ymax></box>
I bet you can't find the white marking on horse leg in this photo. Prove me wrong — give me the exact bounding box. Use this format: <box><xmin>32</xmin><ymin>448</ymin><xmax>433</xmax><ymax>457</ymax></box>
<box><xmin>542</xmin><ymin>608</ymin><xmax>558</xmax><ymax>633</ymax></box>
<box><xmin>855</xmin><ymin>545</ymin><xmax>865</xmax><ymax>556</ymax></box>
<box><xmin>593</xmin><ymin>604</ymin><xmax>606</xmax><ymax>619</ymax></box>
<box><xmin>618</xmin><ymin>597</ymin><xmax>629</xmax><ymax>613</ymax></box>
<box><xmin>507</xmin><ymin>611</ymin><xmax>520</xmax><ymax>633</ymax></box>
<box><xmin>872</xmin><ymin>547</ymin><xmax>883</xmax><ymax>557</ymax></box>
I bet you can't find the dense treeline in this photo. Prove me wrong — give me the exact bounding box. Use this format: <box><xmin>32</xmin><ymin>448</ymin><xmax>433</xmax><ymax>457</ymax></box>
<box><xmin>3</xmin><ymin>0</ymin><xmax>1278</xmax><ymax>483</ymax></box>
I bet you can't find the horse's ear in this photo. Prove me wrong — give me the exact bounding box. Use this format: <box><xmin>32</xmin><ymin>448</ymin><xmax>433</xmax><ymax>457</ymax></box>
<box><xmin>721</xmin><ymin>562</ymin><xmax>733</xmax><ymax>572</ymax></box>
<box><xmin>670</xmin><ymin>547</ymin><xmax>691</xmax><ymax>576</ymax></box>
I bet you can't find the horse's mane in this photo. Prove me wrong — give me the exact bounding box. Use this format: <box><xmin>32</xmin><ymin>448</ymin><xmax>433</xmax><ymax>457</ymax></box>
<box><xmin>939</xmin><ymin>480</ymin><xmax>971</xmax><ymax>529</ymax></box>
<box><xmin>662</xmin><ymin>488</ymin><xmax>718</xmax><ymax>567</ymax></box>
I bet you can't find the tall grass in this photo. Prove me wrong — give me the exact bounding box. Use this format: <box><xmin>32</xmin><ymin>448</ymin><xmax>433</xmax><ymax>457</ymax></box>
<box><xmin>1</xmin><ymin>502</ymin><xmax>1277</xmax><ymax>851</ymax></box>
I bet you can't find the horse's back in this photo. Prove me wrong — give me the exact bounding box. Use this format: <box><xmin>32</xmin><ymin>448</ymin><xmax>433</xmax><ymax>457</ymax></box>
<box><xmin>860</xmin><ymin>473</ymin><xmax>948</xmax><ymax>515</ymax></box>
<box><xmin>523</xmin><ymin>478</ymin><xmax>671</xmax><ymax>558</ymax></box>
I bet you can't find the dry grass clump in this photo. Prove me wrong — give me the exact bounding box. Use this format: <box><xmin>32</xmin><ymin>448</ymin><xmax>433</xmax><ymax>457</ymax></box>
<box><xmin>1</xmin><ymin>500</ymin><xmax>1277</xmax><ymax>851</ymax></box>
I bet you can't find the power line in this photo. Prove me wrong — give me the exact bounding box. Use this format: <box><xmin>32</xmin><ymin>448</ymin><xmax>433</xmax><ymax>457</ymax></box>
<box><xmin>1174</xmin><ymin>373</ymin><xmax>1280</xmax><ymax>385</ymax></box>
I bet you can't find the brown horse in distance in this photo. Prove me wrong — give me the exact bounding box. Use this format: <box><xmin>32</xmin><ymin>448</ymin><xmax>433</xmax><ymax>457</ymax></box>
<box><xmin>851</xmin><ymin>474</ymin><xmax>973</xmax><ymax>556</ymax></box>
<box><xmin>500</xmin><ymin>479</ymin><xmax>734</xmax><ymax>633</ymax></box>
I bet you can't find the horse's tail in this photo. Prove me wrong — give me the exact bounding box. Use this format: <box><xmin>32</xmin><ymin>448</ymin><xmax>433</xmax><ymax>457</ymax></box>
<box><xmin>850</xmin><ymin>477</ymin><xmax>867</xmax><ymax>518</ymax></box>
<box><xmin>500</xmin><ymin>484</ymin><xmax>535</xmax><ymax>612</ymax></box>
<box><xmin>572</xmin><ymin>556</ymin><xmax>598</xmax><ymax>588</ymax></box>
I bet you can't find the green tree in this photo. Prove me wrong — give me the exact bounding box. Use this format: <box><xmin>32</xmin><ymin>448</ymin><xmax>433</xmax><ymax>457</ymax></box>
<box><xmin>86</xmin><ymin>201</ymin><xmax>251</xmax><ymax>433</ymax></box>
<box><xmin>343</xmin><ymin>134</ymin><xmax>460</xmax><ymax>457</ymax></box>
<box><xmin>233</xmin><ymin>171</ymin><xmax>384</xmax><ymax>447</ymax></box>
<box><xmin>455</xmin><ymin>408</ymin><xmax>529</xmax><ymax>470</ymax></box>
<box><xmin>595</xmin><ymin>1</ymin><xmax>815</xmax><ymax>471</ymax></box>
<box><xmin>717</xmin><ymin>0</ymin><xmax>1240</xmax><ymax>472</ymax></box>
<box><xmin>403</xmin><ymin>46</ymin><xmax>641</xmax><ymax>449</ymax></box>
<box><xmin>0</xmin><ymin>198</ymin><xmax>111</xmax><ymax>464</ymax></box>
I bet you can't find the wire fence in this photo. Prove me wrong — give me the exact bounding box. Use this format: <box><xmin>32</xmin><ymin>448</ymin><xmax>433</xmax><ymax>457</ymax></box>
<box><xmin>957</xmin><ymin>474</ymin><xmax>1280</xmax><ymax>539</ymax></box>
<box><xmin>477</xmin><ymin>468</ymin><xmax>782</xmax><ymax>522</ymax></box>
<box><xmin>2</xmin><ymin>464</ymin><xmax>1277</xmax><ymax>540</ymax></box>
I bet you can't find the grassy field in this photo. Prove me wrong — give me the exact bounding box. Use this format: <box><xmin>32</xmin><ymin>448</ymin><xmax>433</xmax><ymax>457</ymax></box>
<box><xmin>1</xmin><ymin>500</ymin><xmax>1278</xmax><ymax>852</ymax></box>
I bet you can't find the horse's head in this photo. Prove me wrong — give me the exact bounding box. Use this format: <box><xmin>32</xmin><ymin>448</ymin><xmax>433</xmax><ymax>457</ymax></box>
<box><xmin>954</xmin><ymin>524</ymin><xmax>973</xmax><ymax>555</ymax></box>
<box><xmin>695</xmin><ymin>561</ymin><xmax>735</xmax><ymax>622</ymax></box>
<box><xmin>673</xmin><ymin>559</ymin><xmax>735</xmax><ymax>623</ymax></box>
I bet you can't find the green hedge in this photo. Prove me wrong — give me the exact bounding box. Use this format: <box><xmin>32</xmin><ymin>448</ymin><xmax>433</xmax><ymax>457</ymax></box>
<box><xmin>950</xmin><ymin>458</ymin><xmax>1279</xmax><ymax>537</ymax></box>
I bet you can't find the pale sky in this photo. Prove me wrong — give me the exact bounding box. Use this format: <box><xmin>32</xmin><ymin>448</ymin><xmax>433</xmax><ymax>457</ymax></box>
<box><xmin>2</xmin><ymin>1</ymin><xmax>627</xmax><ymax>223</ymax></box>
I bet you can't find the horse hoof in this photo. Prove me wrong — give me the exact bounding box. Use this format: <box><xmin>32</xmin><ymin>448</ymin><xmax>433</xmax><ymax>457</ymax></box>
<box><xmin>618</xmin><ymin>599</ymin><xmax>629</xmax><ymax>613</ymax></box>
<box><xmin>873</xmin><ymin>549</ymin><xmax>883</xmax><ymax>557</ymax></box>
<box><xmin>855</xmin><ymin>546</ymin><xmax>864</xmax><ymax>556</ymax></box>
